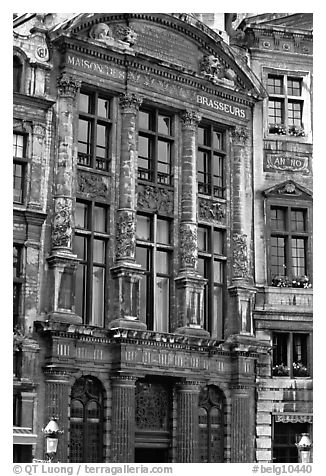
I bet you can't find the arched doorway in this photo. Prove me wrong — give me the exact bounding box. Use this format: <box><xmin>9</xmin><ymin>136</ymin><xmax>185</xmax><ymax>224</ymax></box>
<box><xmin>198</xmin><ymin>385</ymin><xmax>224</xmax><ymax>462</ymax></box>
<box><xmin>69</xmin><ymin>376</ymin><xmax>104</xmax><ymax>462</ymax></box>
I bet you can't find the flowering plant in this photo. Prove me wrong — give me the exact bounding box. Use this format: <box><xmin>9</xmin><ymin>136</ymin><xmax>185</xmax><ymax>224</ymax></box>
<box><xmin>271</xmin><ymin>275</ymin><xmax>291</xmax><ymax>287</ymax></box>
<box><xmin>272</xmin><ymin>363</ymin><xmax>289</xmax><ymax>376</ymax></box>
<box><xmin>269</xmin><ymin>123</ymin><xmax>287</xmax><ymax>135</ymax></box>
<box><xmin>292</xmin><ymin>275</ymin><xmax>312</xmax><ymax>288</ymax></box>
<box><xmin>288</xmin><ymin>125</ymin><xmax>305</xmax><ymax>137</ymax></box>
<box><xmin>293</xmin><ymin>362</ymin><xmax>309</xmax><ymax>377</ymax></box>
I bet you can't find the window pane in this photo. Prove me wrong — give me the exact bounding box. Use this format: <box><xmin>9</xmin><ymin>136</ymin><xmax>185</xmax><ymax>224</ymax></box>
<box><xmin>214</xmin><ymin>261</ymin><xmax>223</xmax><ymax>283</ymax></box>
<box><xmin>267</xmin><ymin>75</ymin><xmax>283</xmax><ymax>95</ymax></box>
<box><xmin>13</xmin><ymin>245</ymin><xmax>22</xmax><ymax>278</ymax></box>
<box><xmin>293</xmin><ymin>334</ymin><xmax>308</xmax><ymax>366</ymax></box>
<box><xmin>268</xmin><ymin>100</ymin><xmax>283</xmax><ymax>123</ymax></box>
<box><xmin>212</xmin><ymin>131</ymin><xmax>222</xmax><ymax>150</ymax></box>
<box><xmin>288</xmin><ymin>78</ymin><xmax>302</xmax><ymax>96</ymax></box>
<box><xmin>198</xmin><ymin>126</ymin><xmax>209</xmax><ymax>146</ymax></box>
<box><xmin>93</xmin><ymin>240</ymin><xmax>105</xmax><ymax>264</ymax></box>
<box><xmin>288</xmin><ymin>101</ymin><xmax>302</xmax><ymax>126</ymax></box>
<box><xmin>158</xmin><ymin>114</ymin><xmax>171</xmax><ymax>135</ymax></box>
<box><xmin>158</xmin><ymin>140</ymin><xmax>170</xmax><ymax>163</ymax></box>
<box><xmin>75</xmin><ymin>202</ymin><xmax>88</xmax><ymax>229</ymax></box>
<box><xmin>75</xmin><ymin>235</ymin><xmax>87</xmax><ymax>260</ymax></box>
<box><xmin>291</xmin><ymin>209</ymin><xmax>305</xmax><ymax>232</ymax></box>
<box><xmin>198</xmin><ymin>257</ymin><xmax>207</xmax><ymax>277</ymax></box>
<box><xmin>212</xmin><ymin>286</ymin><xmax>223</xmax><ymax>338</ymax></box>
<box><xmin>157</xmin><ymin>219</ymin><xmax>170</xmax><ymax>244</ymax></box>
<box><xmin>271</xmin><ymin>208</ymin><xmax>286</xmax><ymax>231</ymax></box>
<box><xmin>139</xmin><ymin>111</ymin><xmax>150</xmax><ymax>130</ymax></box>
<box><xmin>13</xmin><ymin>163</ymin><xmax>23</xmax><ymax>203</ymax></box>
<box><xmin>71</xmin><ymin>399</ymin><xmax>84</xmax><ymax>419</ymax></box>
<box><xmin>136</xmin><ymin>246</ymin><xmax>150</xmax><ymax>270</ymax></box>
<box><xmin>79</xmin><ymin>93</ymin><xmax>90</xmax><ymax>113</ymax></box>
<box><xmin>198</xmin><ymin>228</ymin><xmax>208</xmax><ymax>252</ymax></box>
<box><xmin>273</xmin><ymin>333</ymin><xmax>289</xmax><ymax>368</ymax></box>
<box><xmin>139</xmin><ymin>136</ymin><xmax>150</xmax><ymax>158</ymax></box>
<box><xmin>271</xmin><ymin>237</ymin><xmax>286</xmax><ymax>276</ymax></box>
<box><xmin>94</xmin><ymin>206</ymin><xmax>107</xmax><ymax>232</ymax></box>
<box><xmin>13</xmin><ymin>134</ymin><xmax>24</xmax><ymax>158</ymax></box>
<box><xmin>87</xmin><ymin>401</ymin><xmax>100</xmax><ymax>420</ymax></box>
<box><xmin>136</xmin><ymin>215</ymin><xmax>151</xmax><ymax>240</ymax></box>
<box><xmin>155</xmin><ymin>277</ymin><xmax>169</xmax><ymax>333</ymax></box>
<box><xmin>75</xmin><ymin>264</ymin><xmax>87</xmax><ymax>319</ymax></box>
<box><xmin>92</xmin><ymin>267</ymin><xmax>104</xmax><ymax>326</ymax></box>
<box><xmin>156</xmin><ymin>251</ymin><xmax>169</xmax><ymax>274</ymax></box>
<box><xmin>213</xmin><ymin>230</ymin><xmax>223</xmax><ymax>254</ymax></box>
<box><xmin>97</xmin><ymin>97</ymin><xmax>110</xmax><ymax>118</ymax></box>
<box><xmin>291</xmin><ymin>238</ymin><xmax>306</xmax><ymax>276</ymax></box>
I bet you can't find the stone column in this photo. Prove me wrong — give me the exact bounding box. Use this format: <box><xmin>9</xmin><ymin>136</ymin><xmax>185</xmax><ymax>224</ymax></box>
<box><xmin>110</xmin><ymin>375</ymin><xmax>137</xmax><ymax>463</ymax></box>
<box><xmin>230</xmin><ymin>384</ymin><xmax>256</xmax><ymax>462</ymax></box>
<box><xmin>226</xmin><ymin>126</ymin><xmax>256</xmax><ymax>336</ymax></box>
<box><xmin>47</xmin><ymin>73</ymin><xmax>81</xmax><ymax>324</ymax></box>
<box><xmin>175</xmin><ymin>110</ymin><xmax>208</xmax><ymax>337</ymax></box>
<box><xmin>110</xmin><ymin>93</ymin><xmax>146</xmax><ymax>330</ymax></box>
<box><xmin>176</xmin><ymin>379</ymin><xmax>202</xmax><ymax>462</ymax></box>
<box><xmin>42</xmin><ymin>365</ymin><xmax>75</xmax><ymax>463</ymax></box>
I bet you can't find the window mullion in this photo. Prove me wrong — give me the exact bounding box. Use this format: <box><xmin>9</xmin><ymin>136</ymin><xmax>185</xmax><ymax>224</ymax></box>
<box><xmin>288</xmin><ymin>333</ymin><xmax>294</xmax><ymax>378</ymax></box>
<box><xmin>284</xmin><ymin>75</ymin><xmax>289</xmax><ymax>129</ymax></box>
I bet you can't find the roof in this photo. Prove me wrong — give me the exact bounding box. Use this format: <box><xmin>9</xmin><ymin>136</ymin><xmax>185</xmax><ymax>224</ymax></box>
<box><xmin>239</xmin><ymin>13</ymin><xmax>313</xmax><ymax>33</ymax></box>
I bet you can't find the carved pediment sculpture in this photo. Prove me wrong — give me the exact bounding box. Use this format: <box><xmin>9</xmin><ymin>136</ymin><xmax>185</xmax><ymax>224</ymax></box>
<box><xmin>263</xmin><ymin>180</ymin><xmax>312</xmax><ymax>200</ymax></box>
<box><xmin>89</xmin><ymin>22</ymin><xmax>113</xmax><ymax>41</ymax></box>
<box><xmin>200</xmin><ymin>54</ymin><xmax>237</xmax><ymax>87</ymax></box>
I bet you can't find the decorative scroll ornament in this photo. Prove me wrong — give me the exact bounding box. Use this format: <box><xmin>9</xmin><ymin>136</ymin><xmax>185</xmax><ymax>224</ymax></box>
<box><xmin>232</xmin><ymin>233</ymin><xmax>249</xmax><ymax>278</ymax></box>
<box><xmin>137</xmin><ymin>185</ymin><xmax>174</xmax><ymax>214</ymax></box>
<box><xmin>116</xmin><ymin>211</ymin><xmax>136</xmax><ymax>260</ymax></box>
<box><xmin>278</xmin><ymin>181</ymin><xmax>302</xmax><ymax>196</ymax></box>
<box><xmin>274</xmin><ymin>414</ymin><xmax>313</xmax><ymax>424</ymax></box>
<box><xmin>198</xmin><ymin>198</ymin><xmax>226</xmax><ymax>223</ymax></box>
<box><xmin>231</xmin><ymin>126</ymin><xmax>249</xmax><ymax>144</ymax></box>
<box><xmin>119</xmin><ymin>92</ymin><xmax>143</xmax><ymax>112</ymax></box>
<box><xmin>136</xmin><ymin>382</ymin><xmax>169</xmax><ymax>431</ymax></box>
<box><xmin>77</xmin><ymin>171</ymin><xmax>110</xmax><ymax>201</ymax></box>
<box><xmin>200</xmin><ymin>55</ymin><xmax>237</xmax><ymax>86</ymax></box>
<box><xmin>52</xmin><ymin>197</ymin><xmax>72</xmax><ymax>248</ymax></box>
<box><xmin>180</xmin><ymin>224</ymin><xmax>197</xmax><ymax>268</ymax></box>
<box><xmin>180</xmin><ymin>110</ymin><xmax>202</xmax><ymax>129</ymax></box>
<box><xmin>57</xmin><ymin>73</ymin><xmax>81</xmax><ymax>98</ymax></box>
<box><xmin>116</xmin><ymin>25</ymin><xmax>138</xmax><ymax>46</ymax></box>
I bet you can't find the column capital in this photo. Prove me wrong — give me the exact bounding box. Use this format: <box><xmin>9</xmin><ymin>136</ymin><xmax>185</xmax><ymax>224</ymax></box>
<box><xmin>231</xmin><ymin>125</ymin><xmax>249</xmax><ymax>144</ymax></box>
<box><xmin>119</xmin><ymin>92</ymin><xmax>143</xmax><ymax>112</ymax></box>
<box><xmin>180</xmin><ymin>109</ymin><xmax>202</xmax><ymax>129</ymax></box>
<box><xmin>111</xmin><ymin>374</ymin><xmax>138</xmax><ymax>386</ymax></box>
<box><xmin>57</xmin><ymin>73</ymin><xmax>81</xmax><ymax>98</ymax></box>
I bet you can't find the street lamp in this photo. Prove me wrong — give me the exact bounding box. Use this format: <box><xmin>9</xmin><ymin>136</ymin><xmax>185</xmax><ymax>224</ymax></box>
<box><xmin>42</xmin><ymin>417</ymin><xmax>64</xmax><ymax>462</ymax></box>
<box><xmin>296</xmin><ymin>433</ymin><xmax>312</xmax><ymax>463</ymax></box>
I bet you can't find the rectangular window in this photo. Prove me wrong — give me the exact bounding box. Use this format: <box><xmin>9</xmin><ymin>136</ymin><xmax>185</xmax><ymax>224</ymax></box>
<box><xmin>77</xmin><ymin>91</ymin><xmax>112</xmax><ymax>171</ymax></box>
<box><xmin>273</xmin><ymin>422</ymin><xmax>310</xmax><ymax>463</ymax></box>
<box><xmin>198</xmin><ymin>225</ymin><xmax>225</xmax><ymax>339</ymax></box>
<box><xmin>138</xmin><ymin>109</ymin><xmax>174</xmax><ymax>185</ymax></box>
<box><xmin>13</xmin><ymin>133</ymin><xmax>28</xmax><ymax>203</ymax></box>
<box><xmin>269</xmin><ymin>205</ymin><xmax>310</xmax><ymax>283</ymax></box>
<box><xmin>13</xmin><ymin>244</ymin><xmax>24</xmax><ymax>329</ymax></box>
<box><xmin>267</xmin><ymin>73</ymin><xmax>304</xmax><ymax>136</ymax></box>
<box><xmin>135</xmin><ymin>214</ymin><xmax>172</xmax><ymax>332</ymax></box>
<box><xmin>272</xmin><ymin>332</ymin><xmax>311</xmax><ymax>378</ymax></box>
<box><xmin>197</xmin><ymin>124</ymin><xmax>226</xmax><ymax>199</ymax></box>
<box><xmin>74</xmin><ymin>200</ymin><xmax>109</xmax><ymax>326</ymax></box>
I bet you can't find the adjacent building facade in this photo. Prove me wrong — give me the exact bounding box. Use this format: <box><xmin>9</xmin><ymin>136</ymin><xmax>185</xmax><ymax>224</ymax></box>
<box><xmin>13</xmin><ymin>13</ymin><xmax>313</xmax><ymax>463</ymax></box>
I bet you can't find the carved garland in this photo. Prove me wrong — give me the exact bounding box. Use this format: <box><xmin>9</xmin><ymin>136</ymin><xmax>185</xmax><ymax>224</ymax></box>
<box><xmin>52</xmin><ymin>197</ymin><xmax>72</xmax><ymax>248</ymax></box>
<box><xmin>198</xmin><ymin>198</ymin><xmax>226</xmax><ymax>223</ymax></box>
<box><xmin>180</xmin><ymin>224</ymin><xmax>197</xmax><ymax>268</ymax></box>
<box><xmin>137</xmin><ymin>185</ymin><xmax>174</xmax><ymax>214</ymax></box>
<box><xmin>232</xmin><ymin>233</ymin><xmax>249</xmax><ymax>279</ymax></box>
<box><xmin>116</xmin><ymin>211</ymin><xmax>136</xmax><ymax>260</ymax></box>
<box><xmin>77</xmin><ymin>171</ymin><xmax>110</xmax><ymax>201</ymax></box>
<box><xmin>231</xmin><ymin>126</ymin><xmax>249</xmax><ymax>145</ymax></box>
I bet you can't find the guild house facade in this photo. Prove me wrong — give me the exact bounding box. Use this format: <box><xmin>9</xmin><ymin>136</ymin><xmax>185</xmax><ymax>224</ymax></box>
<box><xmin>13</xmin><ymin>13</ymin><xmax>313</xmax><ymax>463</ymax></box>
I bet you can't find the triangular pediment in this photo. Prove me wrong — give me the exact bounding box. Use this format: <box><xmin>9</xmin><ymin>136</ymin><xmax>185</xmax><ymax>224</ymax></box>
<box><xmin>49</xmin><ymin>13</ymin><xmax>265</xmax><ymax>99</ymax></box>
<box><xmin>263</xmin><ymin>180</ymin><xmax>312</xmax><ymax>200</ymax></box>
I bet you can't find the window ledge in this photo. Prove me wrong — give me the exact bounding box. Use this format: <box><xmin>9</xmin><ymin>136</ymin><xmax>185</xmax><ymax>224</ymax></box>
<box><xmin>255</xmin><ymin>286</ymin><xmax>313</xmax><ymax>311</ymax></box>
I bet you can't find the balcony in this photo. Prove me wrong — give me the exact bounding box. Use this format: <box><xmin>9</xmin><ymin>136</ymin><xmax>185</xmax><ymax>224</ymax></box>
<box><xmin>255</xmin><ymin>286</ymin><xmax>313</xmax><ymax>313</ymax></box>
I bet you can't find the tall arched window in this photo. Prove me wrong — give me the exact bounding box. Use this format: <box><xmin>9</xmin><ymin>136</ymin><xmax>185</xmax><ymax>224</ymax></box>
<box><xmin>69</xmin><ymin>376</ymin><xmax>104</xmax><ymax>462</ymax></box>
<box><xmin>198</xmin><ymin>385</ymin><xmax>224</xmax><ymax>462</ymax></box>
<box><xmin>13</xmin><ymin>56</ymin><xmax>23</xmax><ymax>93</ymax></box>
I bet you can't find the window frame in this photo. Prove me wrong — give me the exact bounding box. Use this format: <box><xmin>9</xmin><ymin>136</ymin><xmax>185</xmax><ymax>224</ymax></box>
<box><xmin>135</xmin><ymin>213</ymin><xmax>173</xmax><ymax>332</ymax></box>
<box><xmin>272</xmin><ymin>331</ymin><xmax>312</xmax><ymax>378</ymax></box>
<box><xmin>197</xmin><ymin>224</ymin><xmax>226</xmax><ymax>339</ymax></box>
<box><xmin>13</xmin><ymin>132</ymin><xmax>29</xmax><ymax>204</ymax></box>
<box><xmin>74</xmin><ymin>199</ymin><xmax>110</xmax><ymax>327</ymax></box>
<box><xmin>197</xmin><ymin>123</ymin><xmax>226</xmax><ymax>199</ymax></box>
<box><xmin>263</xmin><ymin>68</ymin><xmax>311</xmax><ymax>140</ymax></box>
<box><xmin>13</xmin><ymin>243</ymin><xmax>24</xmax><ymax>330</ymax></box>
<box><xmin>266</xmin><ymin>200</ymin><xmax>312</xmax><ymax>285</ymax></box>
<box><xmin>137</xmin><ymin>107</ymin><xmax>175</xmax><ymax>186</ymax></box>
<box><xmin>77</xmin><ymin>90</ymin><xmax>113</xmax><ymax>172</ymax></box>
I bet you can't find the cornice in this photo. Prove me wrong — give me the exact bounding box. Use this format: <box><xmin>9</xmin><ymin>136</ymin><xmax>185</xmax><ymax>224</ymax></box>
<box><xmin>13</xmin><ymin>92</ymin><xmax>55</xmax><ymax>110</ymax></box>
<box><xmin>58</xmin><ymin>37</ymin><xmax>255</xmax><ymax>107</ymax></box>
